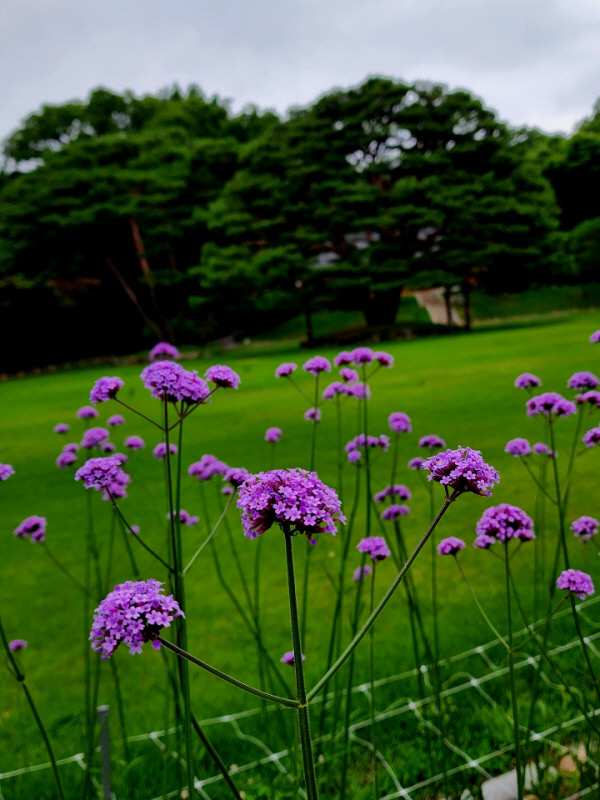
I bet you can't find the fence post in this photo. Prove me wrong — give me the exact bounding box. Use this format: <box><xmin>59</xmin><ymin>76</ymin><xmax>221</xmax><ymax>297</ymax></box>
<box><xmin>97</xmin><ymin>705</ymin><xmax>113</xmax><ymax>800</ymax></box>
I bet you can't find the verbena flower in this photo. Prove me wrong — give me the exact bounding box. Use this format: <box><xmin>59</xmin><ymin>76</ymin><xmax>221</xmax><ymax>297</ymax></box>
<box><xmin>533</xmin><ymin>442</ymin><xmax>551</xmax><ymax>455</ymax></box>
<box><xmin>101</xmin><ymin>443</ymin><xmax>116</xmax><ymax>453</ymax></box>
<box><xmin>348</xmin><ymin>450</ymin><xmax>361</xmax><ymax>463</ymax></box>
<box><xmin>77</xmin><ymin>406</ymin><xmax>99</xmax><ymax>420</ymax></box>
<box><xmin>265</xmin><ymin>427</ymin><xmax>282</xmax><ymax>442</ymax></box>
<box><xmin>475</xmin><ymin>504</ymin><xmax>534</xmax><ymax>545</ymax></box>
<box><xmin>107</xmin><ymin>415</ymin><xmax>125</xmax><ymax>427</ymax></box>
<box><xmin>557</xmin><ymin>569</ymin><xmax>595</xmax><ymax>599</ymax></box>
<box><xmin>205</xmin><ymin>365</ymin><xmax>240</xmax><ymax>389</ymax></box>
<box><xmin>576</xmin><ymin>391</ymin><xmax>600</xmax><ymax>408</ymax></box>
<box><xmin>124</xmin><ymin>435</ymin><xmax>145</xmax><ymax>450</ymax></box>
<box><xmin>353</xmin><ymin>564</ymin><xmax>373</xmax><ymax>581</ymax></box>
<box><xmin>81</xmin><ymin>428</ymin><xmax>110</xmax><ymax>449</ymax></box>
<box><xmin>568</xmin><ymin>372</ymin><xmax>599</xmax><ymax>391</ymax></box>
<box><xmin>339</xmin><ymin>368</ymin><xmax>359</xmax><ymax>383</ymax></box>
<box><xmin>347</xmin><ymin>382</ymin><xmax>371</xmax><ymax>400</ymax></box>
<box><xmin>437</xmin><ymin>537</ymin><xmax>466</xmax><ymax>556</ymax></box>
<box><xmin>527</xmin><ymin>392</ymin><xmax>577</xmax><ymax>418</ymax></box>
<box><xmin>357</xmin><ymin>536</ymin><xmax>391</xmax><ymax>560</ymax></box>
<box><xmin>149</xmin><ymin>342</ymin><xmax>180</xmax><ymax>361</ymax></box>
<box><xmin>389</xmin><ymin>412</ymin><xmax>412</xmax><ymax>434</ymax></box>
<box><xmin>56</xmin><ymin>451</ymin><xmax>78</xmax><ymax>469</ymax></box>
<box><xmin>373</xmin><ymin>351</ymin><xmax>394</xmax><ymax>367</ymax></box>
<box><xmin>425</xmin><ymin>446</ymin><xmax>500</xmax><ymax>497</ymax></box>
<box><xmin>188</xmin><ymin>455</ymin><xmax>229</xmax><ymax>480</ymax></box>
<box><xmin>583</xmin><ymin>427</ymin><xmax>600</xmax><ymax>447</ymax></box>
<box><xmin>90</xmin><ymin>377</ymin><xmax>124</xmax><ymax>404</ymax></box>
<box><xmin>112</xmin><ymin>452</ymin><xmax>128</xmax><ymax>465</ymax></box>
<box><xmin>571</xmin><ymin>516</ymin><xmax>599</xmax><ymax>542</ymax></box>
<box><xmin>54</xmin><ymin>423</ymin><xmax>69</xmax><ymax>434</ymax></box>
<box><xmin>303</xmin><ymin>356</ymin><xmax>331</xmax><ymax>376</ymax></box>
<box><xmin>408</xmin><ymin>457</ymin><xmax>426</xmax><ymax>470</ymax></box>
<box><xmin>275</xmin><ymin>362</ymin><xmax>297</xmax><ymax>378</ymax></box>
<box><xmin>352</xmin><ymin>347</ymin><xmax>374</xmax><ymax>365</ymax></box>
<box><xmin>281</xmin><ymin>651</ymin><xmax>305</xmax><ymax>665</ymax></box>
<box><xmin>130</xmin><ymin>525</ymin><xmax>140</xmax><ymax>535</ymax></box>
<box><xmin>381</xmin><ymin>505</ymin><xmax>410</xmax><ymax>520</ymax></box>
<box><xmin>346</xmin><ymin>434</ymin><xmax>389</xmax><ymax>453</ymax></box>
<box><xmin>90</xmin><ymin>580</ymin><xmax>184</xmax><ymax>659</ymax></box>
<box><xmin>14</xmin><ymin>516</ymin><xmax>46</xmax><ymax>543</ymax></box>
<box><xmin>334</xmin><ymin>351</ymin><xmax>354</xmax><ymax>367</ymax></box>
<box><xmin>9</xmin><ymin>640</ymin><xmax>27</xmax><ymax>652</ymax></box>
<box><xmin>419</xmin><ymin>435</ymin><xmax>446</xmax><ymax>450</ymax></box>
<box><xmin>304</xmin><ymin>408</ymin><xmax>321</xmax><ymax>422</ymax></box>
<box><xmin>75</xmin><ymin>457</ymin><xmax>129</xmax><ymax>492</ymax></box>
<box><xmin>141</xmin><ymin>361</ymin><xmax>210</xmax><ymax>403</ymax></box>
<box><xmin>224</xmin><ymin>467</ymin><xmax>251</xmax><ymax>488</ymax></box>
<box><xmin>515</xmin><ymin>373</ymin><xmax>541</xmax><ymax>389</ymax></box>
<box><xmin>374</xmin><ymin>485</ymin><xmax>411</xmax><ymax>503</ymax></box>
<box><xmin>222</xmin><ymin>486</ymin><xmax>234</xmax><ymax>496</ymax></box>
<box><xmin>590</xmin><ymin>331</ymin><xmax>600</xmax><ymax>344</ymax></box>
<box><xmin>322</xmin><ymin>382</ymin><xmax>349</xmax><ymax>400</ymax></box>
<box><xmin>63</xmin><ymin>443</ymin><xmax>79</xmax><ymax>453</ymax></box>
<box><xmin>166</xmin><ymin>510</ymin><xmax>199</xmax><ymax>526</ymax></box>
<box><xmin>153</xmin><ymin>443</ymin><xmax>178</xmax><ymax>459</ymax></box>
<box><xmin>505</xmin><ymin>438</ymin><xmax>531</xmax><ymax>456</ymax></box>
<box><xmin>0</xmin><ymin>464</ymin><xmax>15</xmax><ymax>480</ymax></box>
<box><xmin>237</xmin><ymin>468</ymin><xmax>345</xmax><ymax>543</ymax></box>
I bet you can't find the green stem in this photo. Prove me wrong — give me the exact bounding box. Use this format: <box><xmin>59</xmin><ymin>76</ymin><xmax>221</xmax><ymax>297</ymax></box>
<box><xmin>519</xmin><ymin>456</ymin><xmax>557</xmax><ymax>504</ymax></box>
<box><xmin>368</xmin><ymin>564</ymin><xmax>379</xmax><ymax>800</ymax></box>
<box><xmin>456</xmin><ymin>558</ymin><xmax>509</xmax><ymax>649</ymax></box>
<box><xmin>111</xmin><ymin>500</ymin><xmax>171</xmax><ymax>572</ymax></box>
<box><xmin>115</xmin><ymin>398</ymin><xmax>162</xmax><ymax>430</ymax></box>
<box><xmin>183</xmin><ymin>496</ymin><xmax>233</xmax><ymax>575</ymax></box>
<box><xmin>42</xmin><ymin>544</ymin><xmax>89</xmax><ymax>596</ymax></box>
<box><xmin>191</xmin><ymin>714</ymin><xmax>244</xmax><ymax>799</ymax></box>
<box><xmin>505</xmin><ymin>546</ymin><xmax>524</xmax><ymax>800</ymax></box>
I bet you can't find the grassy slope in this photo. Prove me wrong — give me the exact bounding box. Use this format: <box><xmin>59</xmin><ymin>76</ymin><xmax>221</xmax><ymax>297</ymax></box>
<box><xmin>1</xmin><ymin>311</ymin><xmax>600</xmax><ymax>795</ymax></box>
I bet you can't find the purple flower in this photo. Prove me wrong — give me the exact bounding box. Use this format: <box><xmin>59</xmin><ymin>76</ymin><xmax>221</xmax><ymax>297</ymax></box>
<box><xmin>130</xmin><ymin>525</ymin><xmax>140</xmax><ymax>535</ymax></box>
<box><xmin>112</xmin><ymin>452</ymin><xmax>128</xmax><ymax>465</ymax></box>
<box><xmin>571</xmin><ymin>516</ymin><xmax>599</xmax><ymax>542</ymax></box>
<box><xmin>304</xmin><ymin>408</ymin><xmax>321</xmax><ymax>422</ymax></box>
<box><xmin>527</xmin><ymin>392</ymin><xmax>577</xmax><ymax>418</ymax></box>
<box><xmin>381</xmin><ymin>505</ymin><xmax>410</xmax><ymax>521</ymax></box>
<box><xmin>188</xmin><ymin>455</ymin><xmax>229</xmax><ymax>481</ymax></box>
<box><xmin>237</xmin><ymin>468</ymin><xmax>345</xmax><ymax>542</ymax></box>
<box><xmin>224</xmin><ymin>467</ymin><xmax>251</xmax><ymax>488</ymax></box>
<box><xmin>374</xmin><ymin>485</ymin><xmax>411</xmax><ymax>503</ymax></box>
<box><xmin>568</xmin><ymin>372</ymin><xmax>599</xmax><ymax>391</ymax></box>
<box><xmin>590</xmin><ymin>331</ymin><xmax>600</xmax><ymax>344</ymax></box>
<box><xmin>389</xmin><ymin>412</ymin><xmax>412</xmax><ymax>434</ymax></box>
<box><xmin>205</xmin><ymin>365</ymin><xmax>240</xmax><ymax>389</ymax></box>
<box><xmin>352</xmin><ymin>347</ymin><xmax>374</xmax><ymax>365</ymax></box>
<box><xmin>54</xmin><ymin>423</ymin><xmax>69</xmax><ymax>434</ymax></box>
<box><xmin>419</xmin><ymin>435</ymin><xmax>446</xmax><ymax>450</ymax></box>
<box><xmin>322</xmin><ymin>382</ymin><xmax>349</xmax><ymax>400</ymax></box>
<box><xmin>348</xmin><ymin>450</ymin><xmax>361</xmax><ymax>463</ymax></box>
<box><xmin>373</xmin><ymin>351</ymin><xmax>394</xmax><ymax>368</ymax></box>
<box><xmin>124</xmin><ymin>435</ymin><xmax>145</xmax><ymax>450</ymax></box>
<box><xmin>334</xmin><ymin>351</ymin><xmax>354</xmax><ymax>367</ymax></box>
<box><xmin>166</xmin><ymin>510</ymin><xmax>199</xmax><ymax>526</ymax></box>
<box><xmin>222</xmin><ymin>486</ymin><xmax>234</xmax><ymax>496</ymax></box>
<box><xmin>141</xmin><ymin>361</ymin><xmax>209</xmax><ymax>404</ymax></box>
<box><xmin>353</xmin><ymin>564</ymin><xmax>373</xmax><ymax>581</ymax></box>
<box><xmin>346</xmin><ymin>382</ymin><xmax>371</xmax><ymax>400</ymax></box>
<box><xmin>153</xmin><ymin>443</ymin><xmax>178</xmax><ymax>459</ymax></box>
<box><xmin>90</xmin><ymin>377</ymin><xmax>124</xmax><ymax>404</ymax></box>
<box><xmin>14</xmin><ymin>515</ymin><xmax>46</xmax><ymax>543</ymax></box>
<box><xmin>0</xmin><ymin>464</ymin><xmax>15</xmax><ymax>480</ymax></box>
<box><xmin>576</xmin><ymin>391</ymin><xmax>600</xmax><ymax>408</ymax></box>
<box><xmin>357</xmin><ymin>536</ymin><xmax>391</xmax><ymax>560</ymax></box>
<box><xmin>408</xmin><ymin>457</ymin><xmax>426</xmax><ymax>470</ymax></box>
<box><xmin>75</xmin><ymin>457</ymin><xmax>129</xmax><ymax>493</ymax></box>
<box><xmin>515</xmin><ymin>373</ymin><xmax>541</xmax><ymax>389</ymax></box>
<box><xmin>505</xmin><ymin>438</ymin><xmax>531</xmax><ymax>457</ymax></box>
<box><xmin>557</xmin><ymin>569</ymin><xmax>595</xmax><ymax>600</ymax></box>
<box><xmin>90</xmin><ymin>579</ymin><xmax>184</xmax><ymax>659</ymax></box>
<box><xmin>303</xmin><ymin>356</ymin><xmax>331</xmax><ymax>376</ymax></box>
<box><xmin>425</xmin><ymin>446</ymin><xmax>500</xmax><ymax>497</ymax></box>
<box><xmin>533</xmin><ymin>442</ymin><xmax>550</xmax><ymax>455</ymax></box>
<box><xmin>340</xmin><ymin>368</ymin><xmax>359</xmax><ymax>384</ymax></box>
<box><xmin>583</xmin><ymin>427</ymin><xmax>600</xmax><ymax>448</ymax></box>
<box><xmin>149</xmin><ymin>342</ymin><xmax>180</xmax><ymax>361</ymax></box>
<box><xmin>107</xmin><ymin>415</ymin><xmax>125</xmax><ymax>427</ymax></box>
<box><xmin>76</xmin><ymin>406</ymin><xmax>99</xmax><ymax>420</ymax></box>
<box><xmin>281</xmin><ymin>651</ymin><xmax>305</xmax><ymax>665</ymax></box>
<box><xmin>101</xmin><ymin>443</ymin><xmax>116</xmax><ymax>453</ymax></box>
<box><xmin>475</xmin><ymin>504</ymin><xmax>535</xmax><ymax>545</ymax></box>
<box><xmin>81</xmin><ymin>428</ymin><xmax>110</xmax><ymax>449</ymax></box>
<box><xmin>437</xmin><ymin>537</ymin><xmax>466</xmax><ymax>556</ymax></box>
<box><xmin>56</xmin><ymin>451</ymin><xmax>78</xmax><ymax>469</ymax></box>
<box><xmin>474</xmin><ymin>534</ymin><xmax>496</xmax><ymax>550</ymax></box>
<box><xmin>265</xmin><ymin>427</ymin><xmax>282</xmax><ymax>443</ymax></box>
<box><xmin>63</xmin><ymin>443</ymin><xmax>79</xmax><ymax>453</ymax></box>
<box><xmin>275</xmin><ymin>362</ymin><xmax>297</xmax><ymax>378</ymax></box>
<box><xmin>9</xmin><ymin>640</ymin><xmax>27</xmax><ymax>652</ymax></box>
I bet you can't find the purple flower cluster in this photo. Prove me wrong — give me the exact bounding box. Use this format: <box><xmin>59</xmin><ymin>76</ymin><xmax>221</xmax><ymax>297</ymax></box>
<box><xmin>188</xmin><ymin>454</ymin><xmax>229</xmax><ymax>481</ymax></box>
<box><xmin>389</xmin><ymin>412</ymin><xmax>412</xmax><ymax>434</ymax></box>
<box><xmin>90</xmin><ymin>377</ymin><xmax>124</xmax><ymax>404</ymax></box>
<box><xmin>54</xmin><ymin>423</ymin><xmax>69</xmax><ymax>434</ymax></box>
<box><xmin>102</xmin><ymin>443</ymin><xmax>115</xmax><ymax>454</ymax></box>
<box><xmin>237</xmin><ymin>468</ymin><xmax>345</xmax><ymax>543</ymax></box>
<box><xmin>556</xmin><ymin>569</ymin><xmax>595</xmax><ymax>600</ymax></box>
<box><xmin>533</xmin><ymin>442</ymin><xmax>551</xmax><ymax>455</ymax></box>
<box><xmin>353</xmin><ymin>564</ymin><xmax>373</xmax><ymax>581</ymax></box>
<box><xmin>333</xmin><ymin>348</ymin><xmax>393</xmax><ymax>367</ymax></box>
<box><xmin>303</xmin><ymin>356</ymin><xmax>331</xmax><ymax>376</ymax></box>
<box><xmin>124</xmin><ymin>436</ymin><xmax>145</xmax><ymax>450</ymax></box>
<box><xmin>381</xmin><ymin>505</ymin><xmax>410</xmax><ymax>521</ymax></box>
<box><xmin>347</xmin><ymin>382</ymin><xmax>371</xmax><ymax>400</ymax></box>
<box><xmin>526</xmin><ymin>392</ymin><xmax>577</xmax><ymax>418</ymax></box>
<box><xmin>568</xmin><ymin>372</ymin><xmax>599</xmax><ymax>391</ymax></box>
<box><xmin>304</xmin><ymin>408</ymin><xmax>322</xmax><ymax>422</ymax></box>
<box><xmin>419</xmin><ymin>435</ymin><xmax>446</xmax><ymax>450</ymax></box>
<box><xmin>474</xmin><ymin>504</ymin><xmax>534</xmax><ymax>548</ymax></box>
<box><xmin>275</xmin><ymin>363</ymin><xmax>297</xmax><ymax>378</ymax></box>
<box><xmin>141</xmin><ymin>361</ymin><xmax>210</xmax><ymax>404</ymax></box>
<box><xmin>345</xmin><ymin>433</ymin><xmax>389</xmax><ymax>462</ymax></box>
<box><xmin>576</xmin><ymin>391</ymin><xmax>600</xmax><ymax>408</ymax></box>
<box><xmin>56</xmin><ymin>451</ymin><xmax>78</xmax><ymax>469</ymax></box>
<box><xmin>374</xmin><ymin>485</ymin><xmax>411</xmax><ymax>503</ymax></box>
<box><xmin>505</xmin><ymin>438</ymin><xmax>531</xmax><ymax>456</ymax></box>
<box><xmin>9</xmin><ymin>639</ymin><xmax>27</xmax><ymax>652</ymax></box>
<box><xmin>340</xmin><ymin>368</ymin><xmax>359</xmax><ymax>383</ymax></box>
<box><xmin>437</xmin><ymin>537</ymin><xmax>466</xmax><ymax>556</ymax></box>
<box><xmin>166</xmin><ymin>510</ymin><xmax>199</xmax><ymax>526</ymax></box>
<box><xmin>265</xmin><ymin>427</ymin><xmax>282</xmax><ymax>443</ymax></box>
<box><xmin>357</xmin><ymin>536</ymin><xmax>391</xmax><ymax>561</ymax></box>
<box><xmin>149</xmin><ymin>342</ymin><xmax>180</xmax><ymax>361</ymax></box>
<box><xmin>571</xmin><ymin>516</ymin><xmax>599</xmax><ymax>542</ymax></box>
<box><xmin>583</xmin><ymin>427</ymin><xmax>600</xmax><ymax>448</ymax></box>
<box><xmin>107</xmin><ymin>415</ymin><xmax>125</xmax><ymax>427</ymax></box>
<box><xmin>322</xmin><ymin>382</ymin><xmax>349</xmax><ymax>400</ymax></box>
<box><xmin>281</xmin><ymin>651</ymin><xmax>305</xmax><ymax>665</ymax></box>
<box><xmin>591</xmin><ymin>331</ymin><xmax>600</xmax><ymax>344</ymax></box>
<box><xmin>408</xmin><ymin>457</ymin><xmax>426</xmax><ymax>470</ymax></box>
<box><xmin>153</xmin><ymin>443</ymin><xmax>178</xmax><ymax>459</ymax></box>
<box><xmin>334</xmin><ymin>351</ymin><xmax>354</xmax><ymax>366</ymax></box>
<box><xmin>81</xmin><ymin>427</ymin><xmax>110</xmax><ymax>449</ymax></box>
<box><xmin>515</xmin><ymin>373</ymin><xmax>541</xmax><ymax>389</ymax></box>
<box><xmin>75</xmin><ymin>457</ymin><xmax>129</xmax><ymax>493</ymax></box>
<box><xmin>425</xmin><ymin>446</ymin><xmax>500</xmax><ymax>497</ymax></box>
<box><xmin>224</xmin><ymin>467</ymin><xmax>251</xmax><ymax>488</ymax></box>
<box><xmin>90</xmin><ymin>579</ymin><xmax>184</xmax><ymax>659</ymax></box>
<box><xmin>205</xmin><ymin>365</ymin><xmax>240</xmax><ymax>389</ymax></box>
<box><xmin>0</xmin><ymin>463</ymin><xmax>15</xmax><ymax>480</ymax></box>
<box><xmin>14</xmin><ymin>516</ymin><xmax>46</xmax><ymax>543</ymax></box>
<box><xmin>76</xmin><ymin>406</ymin><xmax>99</xmax><ymax>420</ymax></box>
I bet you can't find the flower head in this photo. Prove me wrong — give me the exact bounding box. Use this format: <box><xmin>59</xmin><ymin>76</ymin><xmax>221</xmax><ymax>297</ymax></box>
<box><xmin>101</xmin><ymin>443</ymin><xmax>115</xmax><ymax>453</ymax></box>
<box><xmin>141</xmin><ymin>362</ymin><xmax>210</xmax><ymax>404</ymax></box>
<box><xmin>425</xmin><ymin>446</ymin><xmax>500</xmax><ymax>497</ymax></box>
<box><xmin>527</xmin><ymin>392</ymin><xmax>577</xmax><ymax>418</ymax></box>
<box><xmin>188</xmin><ymin>455</ymin><xmax>228</xmax><ymax>481</ymax></box>
<box><xmin>56</xmin><ymin>451</ymin><xmax>78</xmax><ymax>469</ymax></box>
<box><xmin>75</xmin><ymin>457</ymin><xmax>129</xmax><ymax>493</ymax></box>
<box><xmin>568</xmin><ymin>372</ymin><xmax>599</xmax><ymax>391</ymax></box>
<box><xmin>571</xmin><ymin>516</ymin><xmax>599</xmax><ymax>542</ymax></box>
<box><xmin>107</xmin><ymin>415</ymin><xmax>125</xmax><ymax>427</ymax></box>
<box><xmin>352</xmin><ymin>347</ymin><xmax>374</xmax><ymax>365</ymax></box>
<box><xmin>373</xmin><ymin>351</ymin><xmax>394</xmax><ymax>367</ymax></box>
<box><xmin>90</xmin><ymin>377</ymin><xmax>124</xmax><ymax>404</ymax></box>
<box><xmin>77</xmin><ymin>406</ymin><xmax>99</xmax><ymax>420</ymax></box>
<box><xmin>90</xmin><ymin>579</ymin><xmax>184</xmax><ymax>659</ymax></box>
<box><xmin>303</xmin><ymin>356</ymin><xmax>331</xmax><ymax>376</ymax></box>
<box><xmin>381</xmin><ymin>505</ymin><xmax>410</xmax><ymax>521</ymax></box>
<box><xmin>63</xmin><ymin>443</ymin><xmax>79</xmax><ymax>453</ymax></box>
<box><xmin>340</xmin><ymin>368</ymin><xmax>359</xmax><ymax>384</ymax></box>
<box><xmin>334</xmin><ymin>351</ymin><xmax>354</xmax><ymax>367</ymax></box>
<box><xmin>533</xmin><ymin>442</ymin><xmax>551</xmax><ymax>455</ymax></box>
<box><xmin>9</xmin><ymin>640</ymin><xmax>27</xmax><ymax>652</ymax></box>
<box><xmin>224</xmin><ymin>467</ymin><xmax>251</xmax><ymax>488</ymax></box>
<box><xmin>346</xmin><ymin>382</ymin><xmax>371</xmax><ymax>400</ymax></box>
<box><xmin>54</xmin><ymin>423</ymin><xmax>69</xmax><ymax>434</ymax></box>
<box><xmin>166</xmin><ymin>510</ymin><xmax>199</xmax><ymax>527</ymax></box>
<box><xmin>590</xmin><ymin>331</ymin><xmax>600</xmax><ymax>344</ymax></box>
<box><xmin>275</xmin><ymin>362</ymin><xmax>297</xmax><ymax>378</ymax></box>
<box><xmin>149</xmin><ymin>342</ymin><xmax>180</xmax><ymax>361</ymax></box>
<box><xmin>505</xmin><ymin>438</ymin><xmax>531</xmax><ymax>457</ymax></box>
<box><xmin>557</xmin><ymin>569</ymin><xmax>595</xmax><ymax>600</ymax></box>
<box><xmin>353</xmin><ymin>564</ymin><xmax>373</xmax><ymax>581</ymax></box>
<box><xmin>515</xmin><ymin>373</ymin><xmax>541</xmax><ymax>389</ymax></box>
<box><xmin>583</xmin><ymin>427</ymin><xmax>600</xmax><ymax>448</ymax></box>
<box><xmin>374</xmin><ymin>485</ymin><xmax>411</xmax><ymax>503</ymax></box>
<box><xmin>265</xmin><ymin>427</ymin><xmax>282</xmax><ymax>443</ymax></box>
<box><xmin>237</xmin><ymin>468</ymin><xmax>345</xmax><ymax>543</ymax></box>
<box><xmin>81</xmin><ymin>427</ymin><xmax>110</xmax><ymax>449</ymax></box>
<box><xmin>124</xmin><ymin>435</ymin><xmax>145</xmax><ymax>450</ymax></box>
<box><xmin>347</xmin><ymin>450</ymin><xmax>361</xmax><ymax>463</ymax></box>
<box><xmin>0</xmin><ymin>464</ymin><xmax>15</xmax><ymax>480</ymax></box>
<box><xmin>437</xmin><ymin>537</ymin><xmax>466</xmax><ymax>556</ymax></box>
<box><xmin>389</xmin><ymin>412</ymin><xmax>412</xmax><ymax>434</ymax></box>
<box><xmin>281</xmin><ymin>651</ymin><xmax>305</xmax><ymax>665</ymax></box>
<box><xmin>14</xmin><ymin>516</ymin><xmax>46</xmax><ymax>543</ymax></box>
<box><xmin>408</xmin><ymin>457</ymin><xmax>426</xmax><ymax>470</ymax></box>
<box><xmin>322</xmin><ymin>382</ymin><xmax>349</xmax><ymax>400</ymax></box>
<box><xmin>153</xmin><ymin>443</ymin><xmax>178</xmax><ymax>459</ymax></box>
<box><xmin>576</xmin><ymin>391</ymin><xmax>600</xmax><ymax>408</ymax></box>
<box><xmin>304</xmin><ymin>408</ymin><xmax>321</xmax><ymax>422</ymax></box>
<box><xmin>475</xmin><ymin>504</ymin><xmax>534</xmax><ymax>545</ymax></box>
<box><xmin>419</xmin><ymin>435</ymin><xmax>446</xmax><ymax>450</ymax></box>
<box><xmin>357</xmin><ymin>536</ymin><xmax>391</xmax><ymax>561</ymax></box>
<box><xmin>205</xmin><ymin>365</ymin><xmax>240</xmax><ymax>389</ymax></box>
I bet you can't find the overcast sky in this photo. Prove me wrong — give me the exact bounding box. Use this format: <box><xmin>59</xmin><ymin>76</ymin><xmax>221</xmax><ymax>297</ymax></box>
<box><xmin>2</xmin><ymin>0</ymin><xmax>600</xmax><ymax>142</ymax></box>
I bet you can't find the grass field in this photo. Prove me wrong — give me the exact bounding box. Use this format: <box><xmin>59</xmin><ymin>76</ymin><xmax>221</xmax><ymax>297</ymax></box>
<box><xmin>2</xmin><ymin>310</ymin><xmax>600</xmax><ymax>799</ymax></box>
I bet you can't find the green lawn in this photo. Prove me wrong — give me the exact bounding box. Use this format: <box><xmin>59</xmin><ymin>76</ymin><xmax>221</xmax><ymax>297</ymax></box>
<box><xmin>2</xmin><ymin>310</ymin><xmax>600</xmax><ymax>798</ymax></box>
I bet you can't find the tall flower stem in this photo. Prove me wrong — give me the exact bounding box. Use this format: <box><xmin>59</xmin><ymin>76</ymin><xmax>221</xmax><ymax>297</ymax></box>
<box><xmin>301</xmin><ymin>375</ymin><xmax>321</xmax><ymax>646</ymax></box>
<box><xmin>456</xmin><ymin>559</ymin><xmax>509</xmax><ymax>649</ymax></box>
<box><xmin>284</xmin><ymin>533</ymin><xmax>319</xmax><ymax>800</ymax></box>
<box><xmin>42</xmin><ymin>544</ymin><xmax>89</xmax><ymax>595</ymax></box>
<box><xmin>368</xmin><ymin>564</ymin><xmax>379</xmax><ymax>800</ymax></box>
<box><xmin>505</xmin><ymin>546</ymin><xmax>524</xmax><ymax>800</ymax></box>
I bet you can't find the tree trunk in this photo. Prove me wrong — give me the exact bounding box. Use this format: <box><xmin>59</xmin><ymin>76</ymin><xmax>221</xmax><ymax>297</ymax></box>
<box><xmin>462</xmin><ymin>280</ymin><xmax>472</xmax><ymax>332</ymax></box>
<box><xmin>363</xmin><ymin>287</ymin><xmax>402</xmax><ymax>327</ymax></box>
<box><xmin>103</xmin><ymin>252</ymin><xmax>164</xmax><ymax>341</ymax></box>
<box><xmin>128</xmin><ymin>216</ymin><xmax>173</xmax><ymax>342</ymax></box>
<box><xmin>304</xmin><ymin>309</ymin><xmax>314</xmax><ymax>347</ymax></box>
<box><xmin>443</xmin><ymin>286</ymin><xmax>453</xmax><ymax>327</ymax></box>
